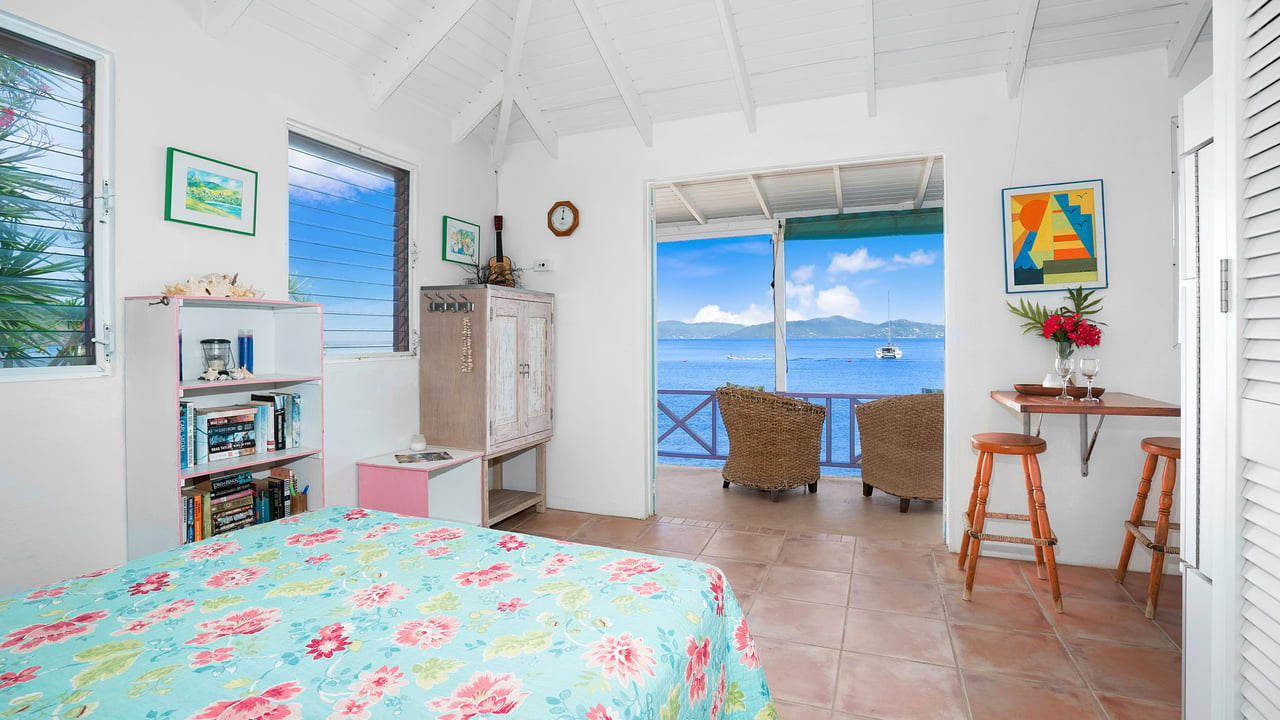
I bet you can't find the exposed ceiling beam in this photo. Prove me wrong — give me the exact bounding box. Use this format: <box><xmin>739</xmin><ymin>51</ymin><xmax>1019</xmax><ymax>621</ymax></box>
<box><xmin>451</xmin><ymin>77</ymin><xmax>503</xmax><ymax>144</ymax></box>
<box><xmin>1167</xmin><ymin>0</ymin><xmax>1210</xmax><ymax>77</ymax></box>
<box><xmin>572</xmin><ymin>0</ymin><xmax>653</xmax><ymax>146</ymax></box>
<box><xmin>513</xmin><ymin>83</ymin><xmax>559</xmax><ymax>159</ymax></box>
<box><xmin>864</xmin><ymin>0</ymin><xmax>877</xmax><ymax>116</ymax></box>
<box><xmin>713</xmin><ymin>0</ymin><xmax>756</xmax><ymax>132</ymax></box>
<box><xmin>368</xmin><ymin>0</ymin><xmax>479</xmax><ymax>110</ymax></box>
<box><xmin>492</xmin><ymin>0</ymin><xmax>534</xmax><ymax>168</ymax></box>
<box><xmin>669</xmin><ymin>184</ymin><xmax>707</xmax><ymax>225</ymax></box>
<box><xmin>913</xmin><ymin>156</ymin><xmax>935</xmax><ymax>209</ymax></box>
<box><xmin>202</xmin><ymin>0</ymin><xmax>254</xmax><ymax>38</ymax></box>
<box><xmin>832</xmin><ymin>167</ymin><xmax>844</xmax><ymax>213</ymax></box>
<box><xmin>747</xmin><ymin>175</ymin><xmax>772</xmax><ymax>219</ymax></box>
<box><xmin>1006</xmin><ymin>0</ymin><xmax>1041</xmax><ymax>98</ymax></box>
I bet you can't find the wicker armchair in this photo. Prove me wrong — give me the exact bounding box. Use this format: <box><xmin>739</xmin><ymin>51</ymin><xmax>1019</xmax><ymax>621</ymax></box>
<box><xmin>716</xmin><ymin>386</ymin><xmax>828</xmax><ymax>501</ymax></box>
<box><xmin>854</xmin><ymin>392</ymin><xmax>944</xmax><ymax>513</ymax></box>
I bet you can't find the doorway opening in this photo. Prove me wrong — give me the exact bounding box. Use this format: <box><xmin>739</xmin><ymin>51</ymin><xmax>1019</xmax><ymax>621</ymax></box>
<box><xmin>649</xmin><ymin>155</ymin><xmax>946</xmax><ymax>537</ymax></box>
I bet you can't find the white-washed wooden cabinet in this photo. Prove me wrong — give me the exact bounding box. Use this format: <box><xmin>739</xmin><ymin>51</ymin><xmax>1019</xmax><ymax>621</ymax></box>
<box><xmin>122</xmin><ymin>296</ymin><xmax>324</xmax><ymax>559</ymax></box>
<box><xmin>419</xmin><ymin>285</ymin><xmax>553</xmax><ymax>526</ymax></box>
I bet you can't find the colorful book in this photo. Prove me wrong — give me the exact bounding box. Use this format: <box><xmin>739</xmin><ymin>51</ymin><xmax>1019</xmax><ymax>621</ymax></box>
<box><xmin>246</xmin><ymin>400</ymin><xmax>274</xmax><ymax>453</ymax></box>
<box><xmin>178</xmin><ymin>402</ymin><xmax>190</xmax><ymax>469</ymax></box>
<box><xmin>290</xmin><ymin>393</ymin><xmax>302</xmax><ymax>448</ymax></box>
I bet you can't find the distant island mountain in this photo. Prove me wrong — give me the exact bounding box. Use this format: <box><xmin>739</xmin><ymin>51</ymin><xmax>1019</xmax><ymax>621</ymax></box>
<box><xmin>658</xmin><ymin>316</ymin><xmax>945</xmax><ymax>339</ymax></box>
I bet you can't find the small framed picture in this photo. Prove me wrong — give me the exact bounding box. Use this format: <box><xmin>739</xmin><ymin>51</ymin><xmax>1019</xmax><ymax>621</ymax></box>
<box><xmin>1002</xmin><ymin>179</ymin><xmax>1107</xmax><ymax>294</ymax></box>
<box><xmin>164</xmin><ymin>148</ymin><xmax>258</xmax><ymax>235</ymax></box>
<box><xmin>442</xmin><ymin>216</ymin><xmax>480</xmax><ymax>265</ymax></box>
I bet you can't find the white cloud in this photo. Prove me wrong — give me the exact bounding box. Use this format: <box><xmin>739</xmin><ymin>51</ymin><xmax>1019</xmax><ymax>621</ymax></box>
<box><xmin>815</xmin><ymin>285</ymin><xmax>863</xmax><ymax>318</ymax></box>
<box><xmin>288</xmin><ymin>147</ymin><xmax>396</xmax><ymax>204</ymax></box>
<box><xmin>791</xmin><ymin>265</ymin><xmax>815</xmax><ymax>283</ymax></box>
<box><xmin>891</xmin><ymin>249</ymin><xmax>938</xmax><ymax>267</ymax></box>
<box><xmin>686</xmin><ymin>303</ymin><xmax>774</xmax><ymax>325</ymax></box>
<box><xmin>827</xmin><ymin>248</ymin><xmax>885</xmax><ymax>275</ymax></box>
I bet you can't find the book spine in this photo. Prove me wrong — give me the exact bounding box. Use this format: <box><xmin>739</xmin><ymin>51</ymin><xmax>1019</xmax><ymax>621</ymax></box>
<box><xmin>209</xmin><ymin>472</ymin><xmax>253</xmax><ymax>493</ymax></box>
<box><xmin>280</xmin><ymin>394</ymin><xmax>293</xmax><ymax>450</ymax></box>
<box><xmin>184</xmin><ymin>495</ymin><xmax>193</xmax><ymax>544</ymax></box>
<box><xmin>201</xmin><ymin>490</ymin><xmax>212</xmax><ymax>539</ymax></box>
<box><xmin>210</xmin><ymin>487</ymin><xmax>255</xmax><ymax>503</ymax></box>
<box><xmin>186</xmin><ymin>404</ymin><xmax>196</xmax><ymax>469</ymax></box>
<box><xmin>213</xmin><ymin>516</ymin><xmax>255</xmax><ymax>535</ymax></box>
<box><xmin>193</xmin><ymin>493</ymin><xmax>203</xmax><ymax>542</ymax></box>
<box><xmin>291</xmin><ymin>393</ymin><xmax>302</xmax><ymax>448</ymax></box>
<box><xmin>179</xmin><ymin>402</ymin><xmax>189</xmax><ymax>469</ymax></box>
<box><xmin>207</xmin><ymin>446</ymin><xmax>257</xmax><ymax>462</ymax></box>
<box><xmin>211</xmin><ymin>494</ymin><xmax>254</xmax><ymax>513</ymax></box>
<box><xmin>194</xmin><ymin>413</ymin><xmax>209</xmax><ymax>465</ymax></box>
<box><xmin>255</xmin><ymin>403</ymin><xmax>269</xmax><ymax>454</ymax></box>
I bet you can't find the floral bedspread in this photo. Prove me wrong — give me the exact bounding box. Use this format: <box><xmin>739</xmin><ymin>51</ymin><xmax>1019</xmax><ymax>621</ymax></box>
<box><xmin>0</xmin><ymin>506</ymin><xmax>774</xmax><ymax>719</ymax></box>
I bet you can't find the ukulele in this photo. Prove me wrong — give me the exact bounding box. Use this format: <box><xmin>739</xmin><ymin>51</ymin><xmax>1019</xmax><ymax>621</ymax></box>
<box><xmin>488</xmin><ymin>215</ymin><xmax>514</xmax><ymax>286</ymax></box>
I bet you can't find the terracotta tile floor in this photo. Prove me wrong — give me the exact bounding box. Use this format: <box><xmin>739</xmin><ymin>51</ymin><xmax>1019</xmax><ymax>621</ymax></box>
<box><xmin>495</xmin><ymin>473</ymin><xmax>1182</xmax><ymax>720</ymax></box>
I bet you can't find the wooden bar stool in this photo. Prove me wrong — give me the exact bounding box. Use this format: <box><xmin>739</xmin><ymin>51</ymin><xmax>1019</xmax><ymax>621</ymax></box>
<box><xmin>959</xmin><ymin>432</ymin><xmax>1063</xmax><ymax>613</ymax></box>
<box><xmin>1114</xmin><ymin>436</ymin><xmax>1181</xmax><ymax>619</ymax></box>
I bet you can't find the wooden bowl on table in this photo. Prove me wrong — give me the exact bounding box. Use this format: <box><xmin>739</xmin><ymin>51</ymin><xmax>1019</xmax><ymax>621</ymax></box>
<box><xmin>1013</xmin><ymin>383</ymin><xmax>1106</xmax><ymax>399</ymax></box>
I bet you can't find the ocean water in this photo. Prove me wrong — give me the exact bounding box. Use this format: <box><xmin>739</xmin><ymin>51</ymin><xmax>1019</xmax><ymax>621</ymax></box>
<box><xmin>657</xmin><ymin>337</ymin><xmax>945</xmax><ymax>475</ymax></box>
<box><xmin>657</xmin><ymin>337</ymin><xmax>945</xmax><ymax>394</ymax></box>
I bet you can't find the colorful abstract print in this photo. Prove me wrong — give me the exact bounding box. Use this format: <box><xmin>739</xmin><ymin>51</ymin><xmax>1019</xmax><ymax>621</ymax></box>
<box><xmin>1009</xmin><ymin>186</ymin><xmax>1100</xmax><ymax>287</ymax></box>
<box><xmin>0</xmin><ymin>507</ymin><xmax>774</xmax><ymax>719</ymax></box>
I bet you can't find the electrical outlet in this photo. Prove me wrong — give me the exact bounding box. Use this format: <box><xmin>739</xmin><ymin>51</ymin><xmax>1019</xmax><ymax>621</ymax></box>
<box><xmin>531</xmin><ymin>258</ymin><xmax>554</xmax><ymax>272</ymax></box>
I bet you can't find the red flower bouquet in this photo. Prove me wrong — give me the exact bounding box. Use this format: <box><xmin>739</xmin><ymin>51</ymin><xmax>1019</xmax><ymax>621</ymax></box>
<box><xmin>1007</xmin><ymin>286</ymin><xmax>1104</xmax><ymax>358</ymax></box>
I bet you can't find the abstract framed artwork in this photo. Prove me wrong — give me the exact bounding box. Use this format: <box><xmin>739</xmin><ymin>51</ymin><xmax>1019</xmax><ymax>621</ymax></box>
<box><xmin>442</xmin><ymin>215</ymin><xmax>480</xmax><ymax>265</ymax></box>
<box><xmin>1002</xmin><ymin>179</ymin><xmax>1107</xmax><ymax>293</ymax></box>
<box><xmin>164</xmin><ymin>148</ymin><xmax>258</xmax><ymax>235</ymax></box>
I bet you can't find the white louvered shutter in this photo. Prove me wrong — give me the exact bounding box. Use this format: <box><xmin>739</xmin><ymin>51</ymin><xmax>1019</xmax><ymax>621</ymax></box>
<box><xmin>1239</xmin><ymin>1</ymin><xmax>1280</xmax><ymax>715</ymax></box>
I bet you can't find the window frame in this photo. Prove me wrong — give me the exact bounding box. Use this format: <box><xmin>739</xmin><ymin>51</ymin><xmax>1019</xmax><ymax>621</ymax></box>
<box><xmin>0</xmin><ymin>10</ymin><xmax>114</xmax><ymax>383</ymax></box>
<box><xmin>285</xmin><ymin>120</ymin><xmax>416</xmax><ymax>361</ymax></box>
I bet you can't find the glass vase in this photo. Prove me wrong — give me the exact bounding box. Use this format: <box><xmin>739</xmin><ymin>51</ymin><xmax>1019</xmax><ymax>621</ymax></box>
<box><xmin>1054</xmin><ymin>341</ymin><xmax>1076</xmax><ymax>387</ymax></box>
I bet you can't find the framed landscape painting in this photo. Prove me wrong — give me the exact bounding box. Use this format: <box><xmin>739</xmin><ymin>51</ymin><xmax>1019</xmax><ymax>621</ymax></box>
<box><xmin>1002</xmin><ymin>179</ymin><xmax>1107</xmax><ymax>293</ymax></box>
<box><xmin>164</xmin><ymin>148</ymin><xmax>258</xmax><ymax>235</ymax></box>
<box><xmin>442</xmin><ymin>215</ymin><xmax>480</xmax><ymax>265</ymax></box>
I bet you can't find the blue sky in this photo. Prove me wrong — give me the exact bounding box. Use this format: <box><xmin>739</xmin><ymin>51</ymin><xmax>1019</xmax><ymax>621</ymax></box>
<box><xmin>657</xmin><ymin>233</ymin><xmax>945</xmax><ymax>325</ymax></box>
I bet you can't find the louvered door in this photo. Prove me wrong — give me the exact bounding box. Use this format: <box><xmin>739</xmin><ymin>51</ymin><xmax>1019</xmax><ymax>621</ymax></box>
<box><xmin>1238</xmin><ymin>1</ymin><xmax>1280</xmax><ymax>715</ymax></box>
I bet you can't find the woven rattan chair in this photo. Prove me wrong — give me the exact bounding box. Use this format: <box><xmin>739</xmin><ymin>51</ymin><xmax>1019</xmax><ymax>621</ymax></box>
<box><xmin>854</xmin><ymin>392</ymin><xmax>944</xmax><ymax>512</ymax></box>
<box><xmin>716</xmin><ymin>386</ymin><xmax>827</xmax><ymax>501</ymax></box>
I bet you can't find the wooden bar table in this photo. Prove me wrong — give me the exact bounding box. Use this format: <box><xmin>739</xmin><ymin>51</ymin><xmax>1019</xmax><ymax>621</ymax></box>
<box><xmin>990</xmin><ymin>390</ymin><xmax>1180</xmax><ymax>477</ymax></box>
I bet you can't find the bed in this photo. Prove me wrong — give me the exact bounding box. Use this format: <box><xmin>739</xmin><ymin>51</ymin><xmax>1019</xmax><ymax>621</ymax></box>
<box><xmin>0</xmin><ymin>506</ymin><xmax>773</xmax><ymax>719</ymax></box>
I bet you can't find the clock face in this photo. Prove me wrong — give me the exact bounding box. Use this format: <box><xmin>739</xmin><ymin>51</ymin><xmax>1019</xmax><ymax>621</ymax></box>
<box><xmin>552</xmin><ymin>205</ymin><xmax>573</xmax><ymax>230</ymax></box>
<box><xmin>548</xmin><ymin>201</ymin><xmax>578</xmax><ymax>235</ymax></box>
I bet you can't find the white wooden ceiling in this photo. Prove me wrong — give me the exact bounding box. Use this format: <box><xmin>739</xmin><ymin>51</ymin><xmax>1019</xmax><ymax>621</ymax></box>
<box><xmin>205</xmin><ymin>0</ymin><xmax>1211</xmax><ymax>169</ymax></box>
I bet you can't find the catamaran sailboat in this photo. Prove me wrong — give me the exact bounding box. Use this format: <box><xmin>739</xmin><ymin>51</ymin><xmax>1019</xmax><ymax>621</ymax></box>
<box><xmin>875</xmin><ymin>293</ymin><xmax>903</xmax><ymax>359</ymax></box>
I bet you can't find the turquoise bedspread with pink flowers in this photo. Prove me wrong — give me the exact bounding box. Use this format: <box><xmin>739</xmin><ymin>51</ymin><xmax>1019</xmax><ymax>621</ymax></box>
<box><xmin>0</xmin><ymin>506</ymin><xmax>774</xmax><ymax>719</ymax></box>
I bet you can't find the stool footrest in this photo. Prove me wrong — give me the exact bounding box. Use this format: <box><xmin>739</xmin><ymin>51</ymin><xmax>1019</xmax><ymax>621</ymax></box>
<box><xmin>963</xmin><ymin>512</ymin><xmax>1058</xmax><ymax>547</ymax></box>
<box><xmin>1123</xmin><ymin>521</ymin><xmax>1182</xmax><ymax>555</ymax></box>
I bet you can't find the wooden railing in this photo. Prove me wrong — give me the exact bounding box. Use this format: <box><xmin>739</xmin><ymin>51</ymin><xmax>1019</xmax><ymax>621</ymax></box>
<box><xmin>656</xmin><ymin>389</ymin><xmax>895</xmax><ymax>471</ymax></box>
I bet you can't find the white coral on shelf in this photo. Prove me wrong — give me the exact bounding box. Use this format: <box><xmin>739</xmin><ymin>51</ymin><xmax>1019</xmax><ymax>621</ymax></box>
<box><xmin>163</xmin><ymin>273</ymin><xmax>264</xmax><ymax>299</ymax></box>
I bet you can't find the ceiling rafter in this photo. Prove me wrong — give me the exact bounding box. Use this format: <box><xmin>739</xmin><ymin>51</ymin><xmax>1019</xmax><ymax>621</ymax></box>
<box><xmin>202</xmin><ymin>0</ymin><xmax>254</xmax><ymax>38</ymax></box>
<box><xmin>747</xmin><ymin>175</ymin><xmax>772</xmax><ymax>219</ymax></box>
<box><xmin>368</xmin><ymin>0</ymin><xmax>479</xmax><ymax>111</ymax></box>
<box><xmin>713</xmin><ymin>0</ymin><xmax>756</xmax><ymax>132</ymax></box>
<box><xmin>492</xmin><ymin>0</ymin><xmax>534</xmax><ymax>168</ymax></box>
<box><xmin>669</xmin><ymin>184</ymin><xmax>707</xmax><ymax>225</ymax></box>
<box><xmin>451</xmin><ymin>77</ymin><xmax>503</xmax><ymax>144</ymax></box>
<box><xmin>571</xmin><ymin>0</ymin><xmax>653</xmax><ymax>147</ymax></box>
<box><xmin>513</xmin><ymin>83</ymin><xmax>559</xmax><ymax>160</ymax></box>
<box><xmin>865</xmin><ymin>0</ymin><xmax>877</xmax><ymax>117</ymax></box>
<box><xmin>832</xmin><ymin>167</ymin><xmax>844</xmax><ymax>213</ymax></box>
<box><xmin>1006</xmin><ymin>0</ymin><xmax>1041</xmax><ymax>98</ymax></box>
<box><xmin>1167</xmin><ymin>0</ymin><xmax>1210</xmax><ymax>77</ymax></box>
<box><xmin>913</xmin><ymin>156</ymin><xmax>935</xmax><ymax>209</ymax></box>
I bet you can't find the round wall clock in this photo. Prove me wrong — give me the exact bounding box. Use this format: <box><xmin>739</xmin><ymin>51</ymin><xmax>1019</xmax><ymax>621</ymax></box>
<box><xmin>548</xmin><ymin>200</ymin><xmax>579</xmax><ymax>236</ymax></box>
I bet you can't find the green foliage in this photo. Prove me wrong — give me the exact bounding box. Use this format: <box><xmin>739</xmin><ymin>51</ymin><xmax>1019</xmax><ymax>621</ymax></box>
<box><xmin>1006</xmin><ymin>286</ymin><xmax>1105</xmax><ymax>335</ymax></box>
<box><xmin>0</xmin><ymin>52</ymin><xmax>92</xmax><ymax>367</ymax></box>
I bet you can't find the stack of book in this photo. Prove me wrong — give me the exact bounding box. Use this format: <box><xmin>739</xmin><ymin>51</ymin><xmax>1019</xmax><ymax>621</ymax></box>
<box><xmin>178</xmin><ymin>392</ymin><xmax>302</xmax><ymax>469</ymax></box>
<box><xmin>179</xmin><ymin>467</ymin><xmax>305</xmax><ymax>544</ymax></box>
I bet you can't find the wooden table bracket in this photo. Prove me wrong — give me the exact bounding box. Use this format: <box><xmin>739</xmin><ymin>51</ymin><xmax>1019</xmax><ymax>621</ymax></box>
<box><xmin>996</xmin><ymin>390</ymin><xmax>1179</xmax><ymax>477</ymax></box>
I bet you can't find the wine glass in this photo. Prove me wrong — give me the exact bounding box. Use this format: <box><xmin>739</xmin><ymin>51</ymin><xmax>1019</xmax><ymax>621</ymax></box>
<box><xmin>1079</xmin><ymin>357</ymin><xmax>1101</xmax><ymax>402</ymax></box>
<box><xmin>1054</xmin><ymin>356</ymin><xmax>1075</xmax><ymax>400</ymax></box>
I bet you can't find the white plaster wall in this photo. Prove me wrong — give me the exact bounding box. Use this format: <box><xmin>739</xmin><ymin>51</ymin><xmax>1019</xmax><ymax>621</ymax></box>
<box><xmin>0</xmin><ymin>1</ymin><xmax>493</xmax><ymax>593</ymax></box>
<box><xmin>499</xmin><ymin>48</ymin><xmax>1210</xmax><ymax>568</ymax></box>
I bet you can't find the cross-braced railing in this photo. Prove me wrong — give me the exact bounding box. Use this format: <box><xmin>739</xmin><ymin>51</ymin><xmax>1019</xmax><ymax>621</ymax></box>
<box><xmin>657</xmin><ymin>389</ymin><xmax>895</xmax><ymax>470</ymax></box>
